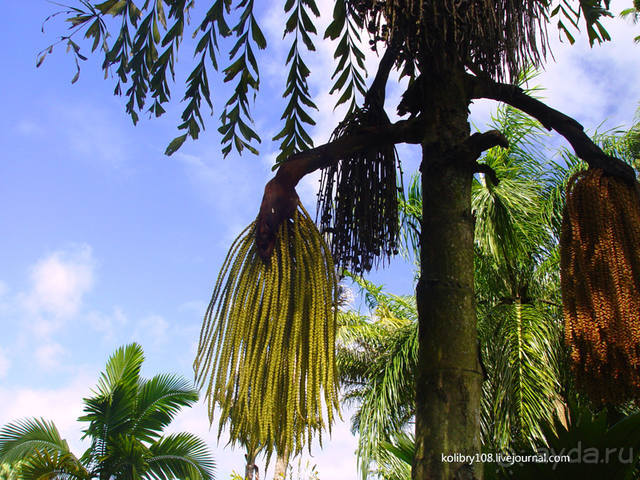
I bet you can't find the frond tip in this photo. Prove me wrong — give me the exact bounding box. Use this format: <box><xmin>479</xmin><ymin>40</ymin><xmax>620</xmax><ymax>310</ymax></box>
<box><xmin>194</xmin><ymin>202</ymin><xmax>339</xmax><ymax>457</ymax></box>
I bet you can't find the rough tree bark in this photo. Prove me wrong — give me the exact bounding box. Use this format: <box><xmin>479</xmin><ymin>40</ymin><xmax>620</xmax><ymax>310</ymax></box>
<box><xmin>412</xmin><ymin>65</ymin><xmax>484</xmax><ymax>480</ymax></box>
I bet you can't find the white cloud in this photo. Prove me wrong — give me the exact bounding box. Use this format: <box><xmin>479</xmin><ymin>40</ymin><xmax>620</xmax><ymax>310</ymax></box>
<box><xmin>34</xmin><ymin>343</ymin><xmax>68</xmax><ymax>370</ymax></box>
<box><xmin>15</xmin><ymin>120</ymin><xmax>45</xmax><ymax>136</ymax></box>
<box><xmin>0</xmin><ymin>348</ymin><xmax>11</xmax><ymax>378</ymax></box>
<box><xmin>168</xmin><ymin>396</ymin><xmax>359</xmax><ymax>480</ymax></box>
<box><xmin>534</xmin><ymin>18</ymin><xmax>640</xmax><ymax>130</ymax></box>
<box><xmin>0</xmin><ymin>372</ymin><xmax>94</xmax><ymax>456</ymax></box>
<box><xmin>135</xmin><ymin>314</ymin><xmax>170</xmax><ymax>345</ymax></box>
<box><xmin>86</xmin><ymin>307</ymin><xmax>128</xmax><ymax>342</ymax></box>
<box><xmin>23</xmin><ymin>244</ymin><xmax>95</xmax><ymax>322</ymax></box>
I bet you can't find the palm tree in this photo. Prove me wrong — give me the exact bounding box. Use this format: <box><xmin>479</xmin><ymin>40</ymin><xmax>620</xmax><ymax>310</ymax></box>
<box><xmin>0</xmin><ymin>343</ymin><xmax>215</xmax><ymax>480</ymax></box>
<box><xmin>473</xmin><ymin>103</ymin><xmax>564</xmax><ymax>451</ymax></box>
<box><xmin>340</xmin><ymin>99</ymin><xmax>573</xmax><ymax>478</ymax></box>
<box><xmin>336</xmin><ymin>274</ymin><xmax>417</xmax><ymax>478</ymax></box>
<box><xmin>398</xmin><ymin>98</ymin><xmax>567</xmax><ymax>451</ymax></box>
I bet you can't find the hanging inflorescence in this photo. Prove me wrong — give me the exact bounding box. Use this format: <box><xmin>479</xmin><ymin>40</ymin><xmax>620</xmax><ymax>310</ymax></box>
<box><xmin>317</xmin><ymin>105</ymin><xmax>402</xmax><ymax>275</ymax></box>
<box><xmin>194</xmin><ymin>203</ymin><xmax>339</xmax><ymax>458</ymax></box>
<box><xmin>352</xmin><ymin>0</ymin><xmax>549</xmax><ymax>81</ymax></box>
<box><xmin>560</xmin><ymin>168</ymin><xmax>640</xmax><ymax>405</ymax></box>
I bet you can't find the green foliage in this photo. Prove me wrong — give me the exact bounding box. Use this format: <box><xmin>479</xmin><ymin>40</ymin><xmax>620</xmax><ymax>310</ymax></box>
<box><xmin>38</xmin><ymin>0</ymin><xmax>617</xmax><ymax>160</ymax></box>
<box><xmin>378</xmin><ymin>432</ymin><xmax>414</xmax><ymax>480</ymax></box>
<box><xmin>217</xmin><ymin>0</ymin><xmax>265</xmax><ymax>157</ymax></box>
<box><xmin>0</xmin><ymin>462</ymin><xmax>19</xmax><ymax>480</ymax></box>
<box><xmin>39</xmin><ymin>0</ymin><xmax>265</xmax><ymax>157</ymax></box>
<box><xmin>323</xmin><ymin>0</ymin><xmax>367</xmax><ymax>112</ymax></box>
<box><xmin>550</xmin><ymin>0</ymin><xmax>613</xmax><ymax>45</ymax></box>
<box><xmin>397</xmin><ymin>172</ymin><xmax>421</xmax><ymax>267</ymax></box>
<box><xmin>0</xmin><ymin>343</ymin><xmax>214</xmax><ymax>480</ymax></box>
<box><xmin>495</xmin><ymin>401</ymin><xmax>640</xmax><ymax>479</ymax></box>
<box><xmin>272</xmin><ymin>0</ymin><xmax>320</xmax><ymax>164</ymax></box>
<box><xmin>336</xmin><ymin>274</ymin><xmax>417</xmax><ymax>478</ymax></box>
<box><xmin>473</xmin><ymin>104</ymin><xmax>565</xmax><ymax>450</ymax></box>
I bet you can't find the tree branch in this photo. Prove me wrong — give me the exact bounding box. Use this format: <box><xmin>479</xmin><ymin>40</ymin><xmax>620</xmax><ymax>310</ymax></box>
<box><xmin>432</xmin><ymin>130</ymin><xmax>508</xmax><ymax>185</ymax></box>
<box><xmin>466</xmin><ymin>130</ymin><xmax>510</xmax><ymax>154</ymax></box>
<box><xmin>466</xmin><ymin>73</ymin><xmax>637</xmax><ymax>184</ymax></box>
<box><xmin>364</xmin><ymin>43</ymin><xmax>399</xmax><ymax>108</ymax></box>
<box><xmin>256</xmin><ymin>117</ymin><xmax>425</xmax><ymax>259</ymax></box>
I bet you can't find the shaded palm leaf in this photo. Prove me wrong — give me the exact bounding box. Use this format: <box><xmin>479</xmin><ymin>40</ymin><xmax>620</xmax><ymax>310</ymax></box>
<box><xmin>480</xmin><ymin>302</ymin><xmax>561</xmax><ymax>450</ymax></box>
<box><xmin>378</xmin><ymin>431</ymin><xmax>414</xmax><ymax>480</ymax></box>
<box><xmin>19</xmin><ymin>449</ymin><xmax>88</xmax><ymax>480</ymax></box>
<box><xmin>101</xmin><ymin>434</ymin><xmax>149</xmax><ymax>480</ymax></box>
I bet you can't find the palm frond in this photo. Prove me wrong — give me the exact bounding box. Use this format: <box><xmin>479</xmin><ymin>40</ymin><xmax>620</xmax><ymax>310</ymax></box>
<box><xmin>397</xmin><ymin>172</ymin><xmax>421</xmax><ymax>265</ymax></box>
<box><xmin>378</xmin><ymin>431</ymin><xmax>414</xmax><ymax>480</ymax></box>
<box><xmin>79</xmin><ymin>384</ymin><xmax>136</xmax><ymax>450</ymax></box>
<box><xmin>480</xmin><ymin>302</ymin><xmax>561</xmax><ymax>450</ymax></box>
<box><xmin>147</xmin><ymin>433</ymin><xmax>215</xmax><ymax>480</ymax></box>
<box><xmin>100</xmin><ymin>434</ymin><xmax>149</xmax><ymax>480</ymax></box>
<box><xmin>0</xmin><ymin>419</ymin><xmax>72</xmax><ymax>464</ymax></box>
<box><xmin>130</xmin><ymin>374</ymin><xmax>198</xmax><ymax>443</ymax></box>
<box><xmin>336</xmin><ymin>280</ymin><xmax>417</xmax><ymax>478</ymax></box>
<box><xmin>19</xmin><ymin>450</ymin><xmax>88</xmax><ymax>480</ymax></box>
<box><xmin>93</xmin><ymin>343</ymin><xmax>144</xmax><ymax>397</ymax></box>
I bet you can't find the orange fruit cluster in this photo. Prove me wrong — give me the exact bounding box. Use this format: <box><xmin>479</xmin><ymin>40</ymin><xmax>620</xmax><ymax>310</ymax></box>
<box><xmin>561</xmin><ymin>168</ymin><xmax>640</xmax><ymax>404</ymax></box>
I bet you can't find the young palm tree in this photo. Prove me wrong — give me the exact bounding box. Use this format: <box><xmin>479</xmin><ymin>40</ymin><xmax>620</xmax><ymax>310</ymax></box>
<box><xmin>0</xmin><ymin>343</ymin><xmax>215</xmax><ymax>480</ymax></box>
<box><xmin>473</xmin><ymin>104</ymin><xmax>563</xmax><ymax>451</ymax></box>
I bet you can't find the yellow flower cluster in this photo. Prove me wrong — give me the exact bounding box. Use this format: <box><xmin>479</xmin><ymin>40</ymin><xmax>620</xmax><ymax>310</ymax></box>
<box><xmin>194</xmin><ymin>202</ymin><xmax>339</xmax><ymax>457</ymax></box>
<box><xmin>561</xmin><ymin>168</ymin><xmax>640</xmax><ymax>404</ymax></box>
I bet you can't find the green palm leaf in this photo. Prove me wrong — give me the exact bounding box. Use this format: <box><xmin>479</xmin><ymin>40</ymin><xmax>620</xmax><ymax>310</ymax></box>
<box><xmin>94</xmin><ymin>343</ymin><xmax>145</xmax><ymax>397</ymax></box>
<box><xmin>337</xmin><ymin>277</ymin><xmax>417</xmax><ymax>478</ymax></box>
<box><xmin>147</xmin><ymin>433</ymin><xmax>214</xmax><ymax>480</ymax></box>
<box><xmin>480</xmin><ymin>302</ymin><xmax>561</xmax><ymax>450</ymax></box>
<box><xmin>130</xmin><ymin>374</ymin><xmax>198</xmax><ymax>443</ymax></box>
<box><xmin>80</xmin><ymin>344</ymin><xmax>145</xmax><ymax>452</ymax></box>
<box><xmin>98</xmin><ymin>434</ymin><xmax>149</xmax><ymax>480</ymax></box>
<box><xmin>19</xmin><ymin>450</ymin><xmax>88</xmax><ymax>480</ymax></box>
<box><xmin>0</xmin><ymin>419</ymin><xmax>72</xmax><ymax>464</ymax></box>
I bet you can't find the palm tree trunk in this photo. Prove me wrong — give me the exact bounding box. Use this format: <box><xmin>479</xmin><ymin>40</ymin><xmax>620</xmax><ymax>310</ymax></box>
<box><xmin>273</xmin><ymin>449</ymin><xmax>289</xmax><ymax>480</ymax></box>
<box><xmin>412</xmin><ymin>67</ymin><xmax>484</xmax><ymax>480</ymax></box>
<box><xmin>245</xmin><ymin>449</ymin><xmax>259</xmax><ymax>480</ymax></box>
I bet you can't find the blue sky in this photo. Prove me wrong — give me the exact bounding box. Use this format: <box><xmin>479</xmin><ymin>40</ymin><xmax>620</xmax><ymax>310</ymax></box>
<box><xmin>1</xmin><ymin>2</ymin><xmax>640</xmax><ymax>479</ymax></box>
